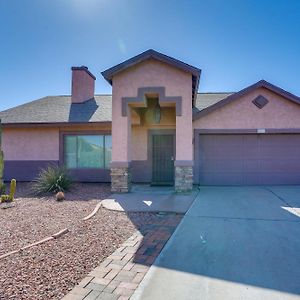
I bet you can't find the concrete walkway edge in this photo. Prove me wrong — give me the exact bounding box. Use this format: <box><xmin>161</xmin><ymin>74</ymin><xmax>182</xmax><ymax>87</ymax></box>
<box><xmin>131</xmin><ymin>211</ymin><xmax>188</xmax><ymax>300</ymax></box>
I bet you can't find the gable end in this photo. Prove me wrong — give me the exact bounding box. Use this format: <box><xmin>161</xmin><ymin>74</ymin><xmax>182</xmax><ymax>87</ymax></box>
<box><xmin>193</xmin><ymin>80</ymin><xmax>300</xmax><ymax>120</ymax></box>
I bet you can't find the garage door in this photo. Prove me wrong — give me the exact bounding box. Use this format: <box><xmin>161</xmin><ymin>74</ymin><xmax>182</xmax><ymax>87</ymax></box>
<box><xmin>198</xmin><ymin>134</ymin><xmax>300</xmax><ymax>185</ymax></box>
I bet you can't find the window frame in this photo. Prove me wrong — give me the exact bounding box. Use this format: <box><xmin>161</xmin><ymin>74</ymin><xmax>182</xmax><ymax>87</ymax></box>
<box><xmin>60</xmin><ymin>131</ymin><xmax>112</xmax><ymax>170</ymax></box>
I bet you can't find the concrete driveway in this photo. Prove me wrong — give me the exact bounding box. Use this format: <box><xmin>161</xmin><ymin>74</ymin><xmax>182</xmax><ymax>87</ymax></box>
<box><xmin>132</xmin><ymin>186</ymin><xmax>300</xmax><ymax>300</ymax></box>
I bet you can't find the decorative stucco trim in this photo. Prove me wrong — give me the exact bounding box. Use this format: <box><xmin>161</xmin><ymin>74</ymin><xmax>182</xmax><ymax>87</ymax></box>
<box><xmin>263</xmin><ymin>128</ymin><xmax>300</xmax><ymax>134</ymax></box>
<box><xmin>194</xmin><ymin>128</ymin><xmax>300</xmax><ymax>134</ymax></box>
<box><xmin>195</xmin><ymin>129</ymin><xmax>259</xmax><ymax>134</ymax></box>
<box><xmin>122</xmin><ymin>87</ymin><xmax>182</xmax><ymax>117</ymax></box>
<box><xmin>174</xmin><ymin>160</ymin><xmax>194</xmax><ymax>167</ymax></box>
<box><xmin>193</xmin><ymin>80</ymin><xmax>300</xmax><ymax>120</ymax></box>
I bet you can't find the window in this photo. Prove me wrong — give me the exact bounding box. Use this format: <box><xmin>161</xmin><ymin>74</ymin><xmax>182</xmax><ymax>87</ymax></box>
<box><xmin>64</xmin><ymin>134</ymin><xmax>112</xmax><ymax>169</ymax></box>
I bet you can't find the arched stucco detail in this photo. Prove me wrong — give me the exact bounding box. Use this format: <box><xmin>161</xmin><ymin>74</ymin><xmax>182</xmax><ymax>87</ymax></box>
<box><xmin>122</xmin><ymin>87</ymin><xmax>182</xmax><ymax>117</ymax></box>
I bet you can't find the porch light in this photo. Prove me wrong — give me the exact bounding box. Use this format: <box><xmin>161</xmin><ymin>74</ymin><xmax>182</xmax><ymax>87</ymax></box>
<box><xmin>153</xmin><ymin>102</ymin><xmax>161</xmax><ymax>124</ymax></box>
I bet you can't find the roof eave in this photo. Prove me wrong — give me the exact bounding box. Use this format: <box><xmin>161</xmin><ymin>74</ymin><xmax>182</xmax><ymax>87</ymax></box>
<box><xmin>102</xmin><ymin>49</ymin><xmax>200</xmax><ymax>80</ymax></box>
<box><xmin>101</xmin><ymin>49</ymin><xmax>201</xmax><ymax>101</ymax></box>
<box><xmin>1</xmin><ymin>121</ymin><xmax>112</xmax><ymax>128</ymax></box>
<box><xmin>192</xmin><ymin>70</ymin><xmax>201</xmax><ymax>105</ymax></box>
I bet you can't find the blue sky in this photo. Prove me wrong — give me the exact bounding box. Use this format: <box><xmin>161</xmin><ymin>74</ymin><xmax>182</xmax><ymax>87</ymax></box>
<box><xmin>0</xmin><ymin>0</ymin><xmax>299</xmax><ymax>111</ymax></box>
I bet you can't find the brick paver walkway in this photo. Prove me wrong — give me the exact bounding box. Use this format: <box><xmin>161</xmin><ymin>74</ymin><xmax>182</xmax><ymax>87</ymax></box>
<box><xmin>62</xmin><ymin>213</ymin><xmax>182</xmax><ymax>300</ymax></box>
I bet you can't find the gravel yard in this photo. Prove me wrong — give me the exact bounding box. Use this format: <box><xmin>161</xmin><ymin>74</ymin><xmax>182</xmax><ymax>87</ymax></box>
<box><xmin>0</xmin><ymin>182</ymin><xmax>112</xmax><ymax>255</ymax></box>
<box><xmin>0</xmin><ymin>183</ymin><xmax>174</xmax><ymax>300</ymax></box>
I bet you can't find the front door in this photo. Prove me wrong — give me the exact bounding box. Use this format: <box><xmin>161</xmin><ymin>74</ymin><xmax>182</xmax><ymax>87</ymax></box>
<box><xmin>152</xmin><ymin>134</ymin><xmax>174</xmax><ymax>185</ymax></box>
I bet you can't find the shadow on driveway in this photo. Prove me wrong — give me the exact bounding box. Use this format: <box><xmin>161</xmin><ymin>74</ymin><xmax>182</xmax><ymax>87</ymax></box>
<box><xmin>102</xmin><ymin>185</ymin><xmax>199</xmax><ymax>213</ymax></box>
<box><xmin>131</xmin><ymin>186</ymin><xmax>300</xmax><ymax>300</ymax></box>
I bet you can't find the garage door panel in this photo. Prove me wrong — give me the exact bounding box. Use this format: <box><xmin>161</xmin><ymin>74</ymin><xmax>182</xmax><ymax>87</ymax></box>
<box><xmin>260</xmin><ymin>172</ymin><xmax>300</xmax><ymax>185</ymax></box>
<box><xmin>201</xmin><ymin>158</ymin><xmax>244</xmax><ymax>172</ymax></box>
<box><xmin>200</xmin><ymin>143</ymin><xmax>244</xmax><ymax>160</ymax></box>
<box><xmin>209</xmin><ymin>147</ymin><xmax>244</xmax><ymax>159</ymax></box>
<box><xmin>198</xmin><ymin>134</ymin><xmax>300</xmax><ymax>185</ymax></box>
<box><xmin>260</xmin><ymin>146</ymin><xmax>300</xmax><ymax>159</ymax></box>
<box><xmin>200</xmin><ymin>136</ymin><xmax>245</xmax><ymax>159</ymax></box>
<box><xmin>260</xmin><ymin>159</ymin><xmax>300</xmax><ymax>172</ymax></box>
<box><xmin>261</xmin><ymin>135</ymin><xmax>300</xmax><ymax>145</ymax></box>
<box><xmin>242</xmin><ymin>146</ymin><xmax>260</xmax><ymax>157</ymax></box>
<box><xmin>200</xmin><ymin>172</ymin><xmax>245</xmax><ymax>185</ymax></box>
<box><xmin>242</xmin><ymin>159</ymin><xmax>261</xmax><ymax>172</ymax></box>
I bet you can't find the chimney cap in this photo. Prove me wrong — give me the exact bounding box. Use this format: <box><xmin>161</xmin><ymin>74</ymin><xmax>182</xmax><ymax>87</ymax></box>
<box><xmin>71</xmin><ymin>66</ymin><xmax>96</xmax><ymax>80</ymax></box>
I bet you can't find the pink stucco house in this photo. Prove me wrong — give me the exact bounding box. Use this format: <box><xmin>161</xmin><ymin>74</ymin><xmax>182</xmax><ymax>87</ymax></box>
<box><xmin>1</xmin><ymin>49</ymin><xmax>300</xmax><ymax>192</ymax></box>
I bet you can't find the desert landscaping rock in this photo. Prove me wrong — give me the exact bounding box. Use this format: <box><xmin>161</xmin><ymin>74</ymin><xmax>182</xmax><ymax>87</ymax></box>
<box><xmin>0</xmin><ymin>228</ymin><xmax>69</xmax><ymax>261</ymax></box>
<box><xmin>83</xmin><ymin>202</ymin><xmax>103</xmax><ymax>221</ymax></box>
<box><xmin>52</xmin><ymin>228</ymin><xmax>69</xmax><ymax>239</ymax></box>
<box><xmin>0</xmin><ymin>182</ymin><xmax>182</xmax><ymax>300</ymax></box>
<box><xmin>20</xmin><ymin>236</ymin><xmax>55</xmax><ymax>251</ymax></box>
<box><xmin>0</xmin><ymin>202</ymin><xmax>15</xmax><ymax>209</ymax></box>
<box><xmin>0</xmin><ymin>182</ymin><xmax>111</xmax><ymax>255</ymax></box>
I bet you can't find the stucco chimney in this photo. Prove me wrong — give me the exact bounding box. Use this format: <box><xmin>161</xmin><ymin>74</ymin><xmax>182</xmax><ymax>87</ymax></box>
<box><xmin>71</xmin><ymin>66</ymin><xmax>96</xmax><ymax>103</ymax></box>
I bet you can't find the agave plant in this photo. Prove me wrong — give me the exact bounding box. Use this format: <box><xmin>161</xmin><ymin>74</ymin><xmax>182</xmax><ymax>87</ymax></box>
<box><xmin>31</xmin><ymin>165</ymin><xmax>72</xmax><ymax>195</ymax></box>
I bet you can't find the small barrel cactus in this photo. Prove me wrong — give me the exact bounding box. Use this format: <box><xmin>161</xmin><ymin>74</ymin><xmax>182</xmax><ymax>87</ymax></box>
<box><xmin>56</xmin><ymin>191</ymin><xmax>65</xmax><ymax>201</ymax></box>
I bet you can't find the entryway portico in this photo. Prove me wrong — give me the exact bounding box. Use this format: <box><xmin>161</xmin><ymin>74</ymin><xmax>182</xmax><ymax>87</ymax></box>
<box><xmin>101</xmin><ymin>49</ymin><xmax>200</xmax><ymax>193</ymax></box>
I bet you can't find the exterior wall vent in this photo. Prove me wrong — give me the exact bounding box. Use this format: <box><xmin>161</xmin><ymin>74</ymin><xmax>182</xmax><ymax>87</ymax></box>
<box><xmin>252</xmin><ymin>95</ymin><xmax>269</xmax><ymax>109</ymax></box>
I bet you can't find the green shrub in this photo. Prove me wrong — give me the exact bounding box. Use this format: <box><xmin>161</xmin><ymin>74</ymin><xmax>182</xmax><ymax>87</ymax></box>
<box><xmin>31</xmin><ymin>165</ymin><xmax>72</xmax><ymax>195</ymax></box>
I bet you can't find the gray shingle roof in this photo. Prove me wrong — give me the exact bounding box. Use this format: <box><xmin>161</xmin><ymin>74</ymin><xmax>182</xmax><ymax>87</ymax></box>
<box><xmin>0</xmin><ymin>93</ymin><xmax>233</xmax><ymax>124</ymax></box>
<box><xmin>0</xmin><ymin>95</ymin><xmax>112</xmax><ymax>124</ymax></box>
<box><xmin>195</xmin><ymin>92</ymin><xmax>234</xmax><ymax>111</ymax></box>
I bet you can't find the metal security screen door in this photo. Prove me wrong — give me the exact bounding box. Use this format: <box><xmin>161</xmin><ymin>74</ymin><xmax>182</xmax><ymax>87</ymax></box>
<box><xmin>152</xmin><ymin>134</ymin><xmax>174</xmax><ymax>185</ymax></box>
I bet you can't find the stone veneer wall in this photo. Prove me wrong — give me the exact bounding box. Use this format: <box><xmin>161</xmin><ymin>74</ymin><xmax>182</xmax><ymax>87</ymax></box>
<box><xmin>175</xmin><ymin>166</ymin><xmax>193</xmax><ymax>193</ymax></box>
<box><xmin>111</xmin><ymin>167</ymin><xmax>131</xmax><ymax>193</ymax></box>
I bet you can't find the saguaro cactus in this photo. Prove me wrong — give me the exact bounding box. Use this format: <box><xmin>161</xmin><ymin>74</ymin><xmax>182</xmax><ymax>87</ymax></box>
<box><xmin>9</xmin><ymin>179</ymin><xmax>16</xmax><ymax>201</ymax></box>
